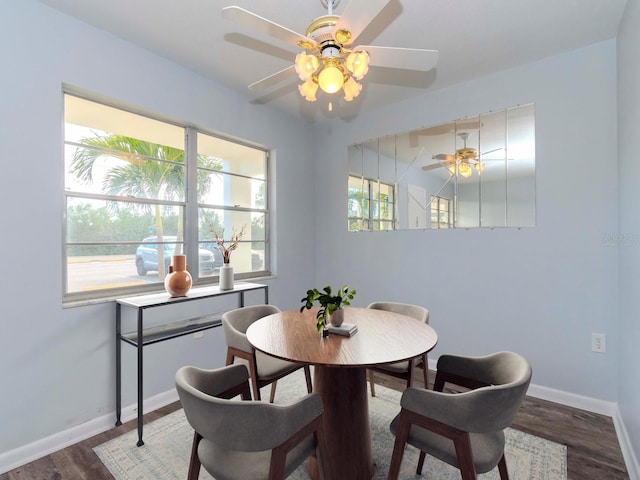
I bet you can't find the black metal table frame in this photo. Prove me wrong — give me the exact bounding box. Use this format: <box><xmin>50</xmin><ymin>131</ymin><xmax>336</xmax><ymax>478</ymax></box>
<box><xmin>115</xmin><ymin>283</ymin><xmax>269</xmax><ymax>446</ymax></box>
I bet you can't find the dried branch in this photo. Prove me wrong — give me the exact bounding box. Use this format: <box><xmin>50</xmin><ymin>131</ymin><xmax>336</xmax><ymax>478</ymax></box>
<box><xmin>212</xmin><ymin>225</ymin><xmax>247</xmax><ymax>264</ymax></box>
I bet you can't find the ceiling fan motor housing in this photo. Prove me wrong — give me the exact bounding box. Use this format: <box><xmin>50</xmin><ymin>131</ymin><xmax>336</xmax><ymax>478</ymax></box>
<box><xmin>457</xmin><ymin>148</ymin><xmax>478</xmax><ymax>161</ymax></box>
<box><xmin>305</xmin><ymin>15</ymin><xmax>340</xmax><ymax>44</ymax></box>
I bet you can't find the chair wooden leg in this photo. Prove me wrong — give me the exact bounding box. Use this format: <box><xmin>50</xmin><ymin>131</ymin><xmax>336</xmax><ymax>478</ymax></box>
<box><xmin>225</xmin><ymin>349</ymin><xmax>234</xmax><ymax>366</ymax></box>
<box><xmin>454</xmin><ymin>433</ymin><xmax>477</xmax><ymax>480</ymax></box>
<box><xmin>186</xmin><ymin>431</ymin><xmax>202</xmax><ymax>480</ymax></box>
<box><xmin>406</xmin><ymin>361</ymin><xmax>414</xmax><ymax>388</ymax></box>
<box><xmin>248</xmin><ymin>361</ymin><xmax>262</xmax><ymax>401</ymax></box>
<box><xmin>368</xmin><ymin>369</ymin><xmax>376</xmax><ymax>397</ymax></box>
<box><xmin>387</xmin><ymin>411</ymin><xmax>411</xmax><ymax>480</ymax></box>
<box><xmin>268</xmin><ymin>449</ymin><xmax>287</xmax><ymax>480</ymax></box>
<box><xmin>416</xmin><ymin>451</ymin><xmax>426</xmax><ymax>475</ymax></box>
<box><xmin>433</xmin><ymin>371</ymin><xmax>445</xmax><ymax>392</ymax></box>
<box><xmin>497</xmin><ymin>454</ymin><xmax>509</xmax><ymax>480</ymax></box>
<box><xmin>304</xmin><ymin>365</ymin><xmax>313</xmax><ymax>393</ymax></box>
<box><xmin>422</xmin><ymin>354</ymin><xmax>429</xmax><ymax>389</ymax></box>
<box><xmin>269</xmin><ymin>380</ymin><xmax>277</xmax><ymax>403</ymax></box>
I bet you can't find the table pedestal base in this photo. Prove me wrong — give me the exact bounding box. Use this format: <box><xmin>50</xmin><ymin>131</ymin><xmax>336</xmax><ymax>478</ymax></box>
<box><xmin>308</xmin><ymin>366</ymin><xmax>373</xmax><ymax>480</ymax></box>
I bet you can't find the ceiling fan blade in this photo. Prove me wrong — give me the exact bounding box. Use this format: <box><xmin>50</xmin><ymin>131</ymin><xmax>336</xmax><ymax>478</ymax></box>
<box><xmin>333</xmin><ymin>0</ymin><xmax>390</xmax><ymax>45</ymax></box>
<box><xmin>433</xmin><ymin>154</ymin><xmax>455</xmax><ymax>162</ymax></box>
<box><xmin>222</xmin><ymin>6</ymin><xmax>316</xmax><ymax>49</ymax></box>
<box><xmin>422</xmin><ymin>163</ymin><xmax>443</xmax><ymax>171</ymax></box>
<box><xmin>248</xmin><ymin>65</ymin><xmax>296</xmax><ymax>91</ymax></box>
<box><xmin>480</xmin><ymin>147</ymin><xmax>504</xmax><ymax>157</ymax></box>
<box><xmin>358</xmin><ymin>45</ymin><xmax>439</xmax><ymax>71</ymax></box>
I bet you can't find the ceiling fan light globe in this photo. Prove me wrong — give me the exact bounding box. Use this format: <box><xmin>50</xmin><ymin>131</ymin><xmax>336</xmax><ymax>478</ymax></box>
<box><xmin>335</xmin><ymin>28</ymin><xmax>351</xmax><ymax>45</ymax></box>
<box><xmin>346</xmin><ymin>51</ymin><xmax>370</xmax><ymax>80</ymax></box>
<box><xmin>298</xmin><ymin>78</ymin><xmax>318</xmax><ymax>101</ymax></box>
<box><xmin>318</xmin><ymin>64</ymin><xmax>344</xmax><ymax>94</ymax></box>
<box><xmin>458</xmin><ymin>162</ymin><xmax>472</xmax><ymax>178</ymax></box>
<box><xmin>295</xmin><ymin>52</ymin><xmax>319</xmax><ymax>81</ymax></box>
<box><xmin>343</xmin><ymin>76</ymin><xmax>362</xmax><ymax>101</ymax></box>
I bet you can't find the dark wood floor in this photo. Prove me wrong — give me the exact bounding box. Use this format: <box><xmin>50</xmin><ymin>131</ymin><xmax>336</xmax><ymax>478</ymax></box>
<box><xmin>1</xmin><ymin>369</ymin><xmax>629</xmax><ymax>480</ymax></box>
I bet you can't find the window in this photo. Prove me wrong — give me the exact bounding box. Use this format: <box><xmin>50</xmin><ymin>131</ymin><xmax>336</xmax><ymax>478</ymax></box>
<box><xmin>430</xmin><ymin>195</ymin><xmax>452</xmax><ymax>229</ymax></box>
<box><xmin>348</xmin><ymin>175</ymin><xmax>395</xmax><ymax>231</ymax></box>
<box><xmin>63</xmin><ymin>93</ymin><xmax>269</xmax><ymax>303</ymax></box>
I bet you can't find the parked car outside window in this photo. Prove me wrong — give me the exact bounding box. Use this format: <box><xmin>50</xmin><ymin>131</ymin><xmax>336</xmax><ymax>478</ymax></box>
<box><xmin>135</xmin><ymin>236</ymin><xmax>221</xmax><ymax>276</ymax></box>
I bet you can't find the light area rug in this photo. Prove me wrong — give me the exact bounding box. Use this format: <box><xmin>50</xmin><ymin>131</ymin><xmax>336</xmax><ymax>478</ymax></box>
<box><xmin>95</xmin><ymin>370</ymin><xmax>566</xmax><ymax>479</ymax></box>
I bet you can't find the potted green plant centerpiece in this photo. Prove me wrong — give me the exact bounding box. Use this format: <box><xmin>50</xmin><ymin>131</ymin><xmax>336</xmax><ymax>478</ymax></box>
<box><xmin>300</xmin><ymin>284</ymin><xmax>356</xmax><ymax>335</ymax></box>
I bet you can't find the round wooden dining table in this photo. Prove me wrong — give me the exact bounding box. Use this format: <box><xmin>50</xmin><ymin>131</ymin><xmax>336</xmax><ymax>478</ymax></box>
<box><xmin>246</xmin><ymin>307</ymin><xmax>438</xmax><ymax>480</ymax></box>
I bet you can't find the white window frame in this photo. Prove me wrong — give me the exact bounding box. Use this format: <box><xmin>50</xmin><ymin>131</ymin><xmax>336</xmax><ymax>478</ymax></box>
<box><xmin>348</xmin><ymin>174</ymin><xmax>396</xmax><ymax>231</ymax></box>
<box><xmin>430</xmin><ymin>195</ymin><xmax>452</xmax><ymax>229</ymax></box>
<box><xmin>63</xmin><ymin>90</ymin><xmax>270</xmax><ymax>304</ymax></box>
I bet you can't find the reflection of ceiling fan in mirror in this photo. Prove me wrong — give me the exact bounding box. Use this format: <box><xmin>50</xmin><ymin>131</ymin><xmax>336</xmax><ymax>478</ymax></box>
<box><xmin>221</xmin><ymin>0</ymin><xmax>439</xmax><ymax>109</ymax></box>
<box><xmin>423</xmin><ymin>133</ymin><xmax>501</xmax><ymax>178</ymax></box>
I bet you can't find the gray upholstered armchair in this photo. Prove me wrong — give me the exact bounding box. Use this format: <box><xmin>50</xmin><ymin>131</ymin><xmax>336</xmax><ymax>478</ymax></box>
<box><xmin>366</xmin><ymin>301</ymin><xmax>430</xmax><ymax>396</ymax></box>
<box><xmin>222</xmin><ymin>304</ymin><xmax>312</xmax><ymax>401</ymax></box>
<box><xmin>387</xmin><ymin>351</ymin><xmax>532</xmax><ymax>480</ymax></box>
<box><xmin>175</xmin><ymin>363</ymin><xmax>326</xmax><ymax>480</ymax></box>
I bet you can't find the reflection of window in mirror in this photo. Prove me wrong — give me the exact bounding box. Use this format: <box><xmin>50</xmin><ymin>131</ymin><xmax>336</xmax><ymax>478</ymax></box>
<box><xmin>348</xmin><ymin>175</ymin><xmax>396</xmax><ymax>231</ymax></box>
<box><xmin>348</xmin><ymin>103</ymin><xmax>535</xmax><ymax>231</ymax></box>
<box><xmin>430</xmin><ymin>195</ymin><xmax>452</xmax><ymax>229</ymax></box>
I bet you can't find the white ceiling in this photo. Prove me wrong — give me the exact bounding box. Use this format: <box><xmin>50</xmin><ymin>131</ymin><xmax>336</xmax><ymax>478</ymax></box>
<box><xmin>37</xmin><ymin>0</ymin><xmax>626</xmax><ymax>123</ymax></box>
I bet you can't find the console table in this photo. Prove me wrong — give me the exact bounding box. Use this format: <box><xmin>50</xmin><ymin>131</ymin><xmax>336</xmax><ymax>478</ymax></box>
<box><xmin>115</xmin><ymin>282</ymin><xmax>268</xmax><ymax>446</ymax></box>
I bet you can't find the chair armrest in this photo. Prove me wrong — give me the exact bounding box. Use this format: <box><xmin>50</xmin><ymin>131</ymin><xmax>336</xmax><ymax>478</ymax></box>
<box><xmin>183</xmin><ymin>392</ymin><xmax>324</xmax><ymax>452</ymax></box>
<box><xmin>401</xmin><ymin>386</ymin><xmax>515</xmax><ymax>433</ymax></box>
<box><xmin>436</xmin><ymin>352</ymin><xmax>531</xmax><ymax>390</ymax></box>
<box><xmin>401</xmin><ymin>387</ymin><xmax>468</xmax><ymax>429</ymax></box>
<box><xmin>222</xmin><ymin>319</ymin><xmax>254</xmax><ymax>353</ymax></box>
<box><xmin>176</xmin><ymin>364</ymin><xmax>250</xmax><ymax>399</ymax></box>
<box><xmin>256</xmin><ymin>393</ymin><xmax>324</xmax><ymax>449</ymax></box>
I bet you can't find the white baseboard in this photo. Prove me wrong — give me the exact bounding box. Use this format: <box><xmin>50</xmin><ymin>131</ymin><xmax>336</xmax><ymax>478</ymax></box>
<box><xmin>0</xmin><ymin>389</ymin><xmax>179</xmax><ymax>475</ymax></box>
<box><xmin>612</xmin><ymin>405</ymin><xmax>640</xmax><ymax>480</ymax></box>
<box><xmin>526</xmin><ymin>382</ymin><xmax>618</xmax><ymax>416</ymax></box>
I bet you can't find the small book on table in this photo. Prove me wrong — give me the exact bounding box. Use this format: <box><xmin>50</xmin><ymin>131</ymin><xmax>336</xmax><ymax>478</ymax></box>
<box><xmin>327</xmin><ymin>323</ymin><xmax>358</xmax><ymax>336</ymax></box>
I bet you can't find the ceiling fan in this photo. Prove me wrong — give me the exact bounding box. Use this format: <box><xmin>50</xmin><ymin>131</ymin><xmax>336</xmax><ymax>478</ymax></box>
<box><xmin>423</xmin><ymin>133</ymin><xmax>503</xmax><ymax>178</ymax></box>
<box><xmin>221</xmin><ymin>0</ymin><xmax>439</xmax><ymax>109</ymax></box>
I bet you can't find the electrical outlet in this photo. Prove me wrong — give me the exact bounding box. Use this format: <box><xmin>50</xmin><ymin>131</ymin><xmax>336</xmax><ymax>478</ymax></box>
<box><xmin>592</xmin><ymin>333</ymin><xmax>606</xmax><ymax>353</ymax></box>
<box><xmin>193</xmin><ymin>331</ymin><xmax>204</xmax><ymax>339</ymax></box>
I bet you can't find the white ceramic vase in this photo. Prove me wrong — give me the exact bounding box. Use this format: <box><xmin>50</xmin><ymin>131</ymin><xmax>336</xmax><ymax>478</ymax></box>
<box><xmin>219</xmin><ymin>263</ymin><xmax>234</xmax><ymax>290</ymax></box>
<box><xmin>329</xmin><ymin>308</ymin><xmax>344</xmax><ymax>327</ymax></box>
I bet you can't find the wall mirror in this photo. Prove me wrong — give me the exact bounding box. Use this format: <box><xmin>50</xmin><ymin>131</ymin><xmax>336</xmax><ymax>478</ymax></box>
<box><xmin>348</xmin><ymin>104</ymin><xmax>535</xmax><ymax>231</ymax></box>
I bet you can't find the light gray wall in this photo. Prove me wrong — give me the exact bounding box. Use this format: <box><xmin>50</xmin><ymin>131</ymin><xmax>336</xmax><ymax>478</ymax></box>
<box><xmin>0</xmin><ymin>1</ymin><xmax>316</xmax><ymax>454</ymax></box>
<box><xmin>1</xmin><ymin>0</ymin><xmax>637</xmax><ymax>470</ymax></box>
<box><xmin>314</xmin><ymin>40</ymin><xmax>619</xmax><ymax>400</ymax></box>
<box><xmin>617</xmin><ymin>0</ymin><xmax>640</xmax><ymax>460</ymax></box>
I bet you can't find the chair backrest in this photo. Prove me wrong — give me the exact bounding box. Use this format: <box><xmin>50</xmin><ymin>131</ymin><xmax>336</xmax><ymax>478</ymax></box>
<box><xmin>432</xmin><ymin>351</ymin><xmax>532</xmax><ymax>433</ymax></box>
<box><xmin>367</xmin><ymin>301</ymin><xmax>429</xmax><ymax>324</ymax></box>
<box><xmin>222</xmin><ymin>304</ymin><xmax>281</xmax><ymax>353</ymax></box>
<box><xmin>177</xmin><ymin>362</ymin><xmax>251</xmax><ymax>399</ymax></box>
<box><xmin>176</xmin><ymin>363</ymin><xmax>323</xmax><ymax>453</ymax></box>
<box><xmin>176</xmin><ymin>363</ymin><xmax>260</xmax><ymax>451</ymax></box>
